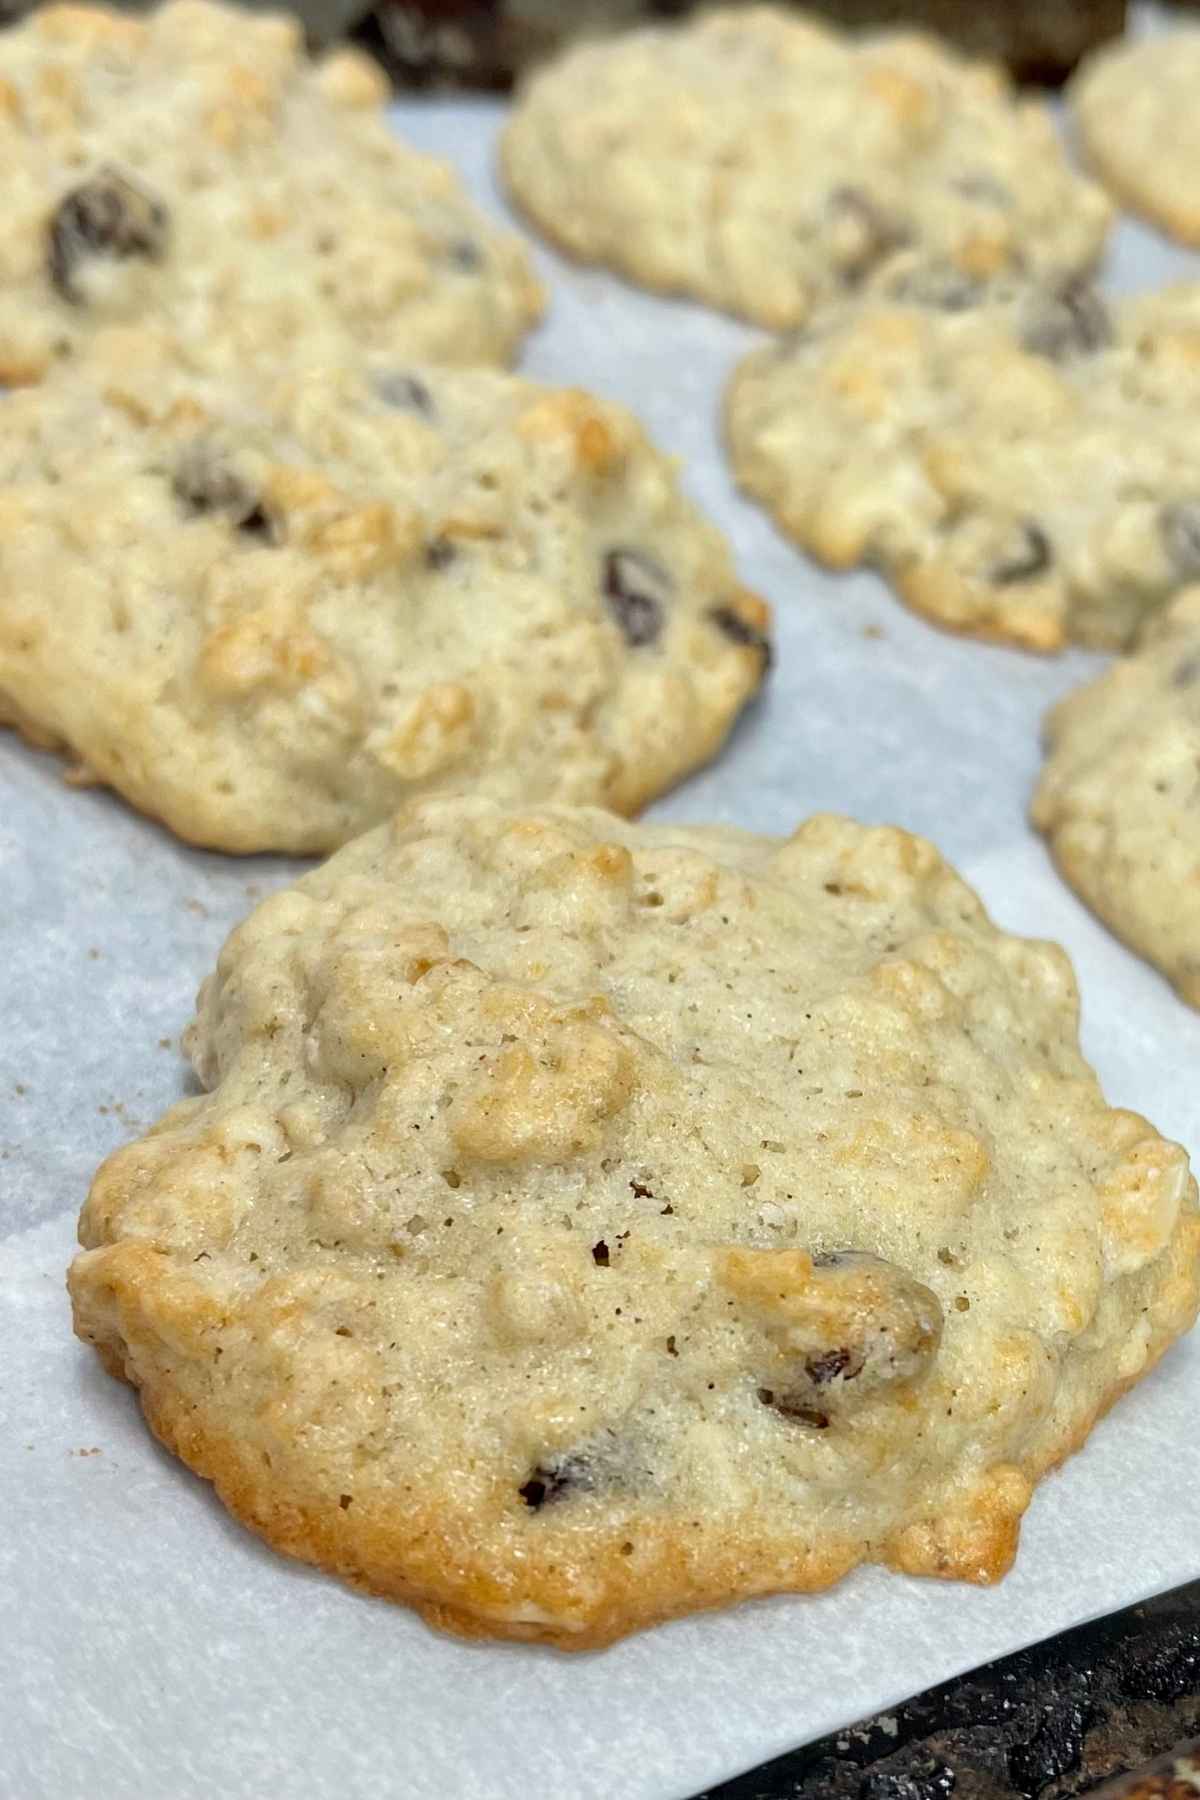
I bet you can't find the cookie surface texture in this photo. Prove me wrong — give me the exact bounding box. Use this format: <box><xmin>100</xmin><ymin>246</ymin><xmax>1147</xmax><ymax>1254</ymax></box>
<box><xmin>727</xmin><ymin>273</ymin><xmax>1200</xmax><ymax>651</ymax></box>
<box><xmin>500</xmin><ymin>6</ymin><xmax>1110</xmax><ymax>329</ymax></box>
<box><xmin>1071</xmin><ymin>32</ymin><xmax>1200</xmax><ymax>246</ymax></box>
<box><xmin>0</xmin><ymin>338</ymin><xmax>769</xmax><ymax>852</ymax></box>
<box><xmin>0</xmin><ymin>0</ymin><xmax>541</xmax><ymax>384</ymax></box>
<box><xmin>1034</xmin><ymin>589</ymin><xmax>1200</xmax><ymax>1005</ymax></box>
<box><xmin>68</xmin><ymin>797</ymin><xmax>1200</xmax><ymax>1647</ymax></box>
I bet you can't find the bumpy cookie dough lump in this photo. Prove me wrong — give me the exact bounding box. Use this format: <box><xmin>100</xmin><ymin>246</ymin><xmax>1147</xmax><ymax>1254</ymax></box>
<box><xmin>501</xmin><ymin>6</ymin><xmax>1110</xmax><ymax>329</ymax></box>
<box><xmin>0</xmin><ymin>0</ymin><xmax>541</xmax><ymax>383</ymax></box>
<box><xmin>69</xmin><ymin>799</ymin><xmax>1200</xmax><ymax>1647</ymax></box>
<box><xmin>1034</xmin><ymin>589</ymin><xmax>1200</xmax><ymax>1005</ymax></box>
<box><xmin>728</xmin><ymin>273</ymin><xmax>1200</xmax><ymax>651</ymax></box>
<box><xmin>1071</xmin><ymin>33</ymin><xmax>1200</xmax><ymax>247</ymax></box>
<box><xmin>0</xmin><ymin>336</ymin><xmax>769</xmax><ymax>852</ymax></box>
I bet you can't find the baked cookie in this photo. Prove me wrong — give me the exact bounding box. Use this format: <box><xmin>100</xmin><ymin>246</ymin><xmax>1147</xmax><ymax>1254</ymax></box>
<box><xmin>0</xmin><ymin>334</ymin><xmax>769</xmax><ymax>853</ymax></box>
<box><xmin>1034</xmin><ymin>590</ymin><xmax>1200</xmax><ymax>1005</ymax></box>
<box><xmin>1071</xmin><ymin>32</ymin><xmax>1200</xmax><ymax>246</ymax></box>
<box><xmin>69</xmin><ymin>797</ymin><xmax>1200</xmax><ymax>1648</ymax></box>
<box><xmin>0</xmin><ymin>0</ymin><xmax>541</xmax><ymax>385</ymax></box>
<box><xmin>500</xmin><ymin>7</ymin><xmax>1110</xmax><ymax>331</ymax></box>
<box><xmin>728</xmin><ymin>272</ymin><xmax>1200</xmax><ymax>652</ymax></box>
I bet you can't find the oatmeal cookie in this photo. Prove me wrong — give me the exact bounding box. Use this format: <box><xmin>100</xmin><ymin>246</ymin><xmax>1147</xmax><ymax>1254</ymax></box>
<box><xmin>728</xmin><ymin>272</ymin><xmax>1200</xmax><ymax>651</ymax></box>
<box><xmin>0</xmin><ymin>335</ymin><xmax>769</xmax><ymax>852</ymax></box>
<box><xmin>501</xmin><ymin>6</ymin><xmax>1110</xmax><ymax>330</ymax></box>
<box><xmin>1034</xmin><ymin>589</ymin><xmax>1200</xmax><ymax>1005</ymax></box>
<box><xmin>0</xmin><ymin>0</ymin><xmax>541</xmax><ymax>385</ymax></box>
<box><xmin>69</xmin><ymin>797</ymin><xmax>1200</xmax><ymax>1647</ymax></box>
<box><xmin>1071</xmin><ymin>32</ymin><xmax>1200</xmax><ymax>247</ymax></box>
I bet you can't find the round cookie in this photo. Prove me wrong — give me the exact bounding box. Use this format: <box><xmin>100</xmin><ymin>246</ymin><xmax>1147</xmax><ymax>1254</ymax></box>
<box><xmin>1070</xmin><ymin>32</ymin><xmax>1200</xmax><ymax>247</ymax></box>
<box><xmin>69</xmin><ymin>796</ymin><xmax>1200</xmax><ymax>1648</ymax></box>
<box><xmin>1034</xmin><ymin>590</ymin><xmax>1200</xmax><ymax>1006</ymax></box>
<box><xmin>500</xmin><ymin>7</ymin><xmax>1110</xmax><ymax>331</ymax></box>
<box><xmin>0</xmin><ymin>0</ymin><xmax>541</xmax><ymax>385</ymax></box>
<box><xmin>0</xmin><ymin>334</ymin><xmax>770</xmax><ymax>853</ymax></box>
<box><xmin>728</xmin><ymin>272</ymin><xmax>1200</xmax><ymax>652</ymax></box>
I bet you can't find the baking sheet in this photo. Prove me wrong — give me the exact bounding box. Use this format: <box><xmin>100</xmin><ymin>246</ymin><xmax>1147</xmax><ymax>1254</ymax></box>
<box><xmin>5</xmin><ymin>53</ymin><xmax>1200</xmax><ymax>1800</ymax></box>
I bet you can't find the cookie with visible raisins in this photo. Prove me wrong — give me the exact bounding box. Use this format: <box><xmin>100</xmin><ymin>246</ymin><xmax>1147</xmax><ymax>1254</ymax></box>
<box><xmin>500</xmin><ymin>7</ymin><xmax>1110</xmax><ymax>331</ymax></box>
<box><xmin>0</xmin><ymin>335</ymin><xmax>769</xmax><ymax>852</ymax></box>
<box><xmin>1034</xmin><ymin>589</ymin><xmax>1200</xmax><ymax>1005</ymax></box>
<box><xmin>68</xmin><ymin>797</ymin><xmax>1200</xmax><ymax>1647</ymax></box>
<box><xmin>0</xmin><ymin>0</ymin><xmax>541</xmax><ymax>385</ymax></box>
<box><xmin>1070</xmin><ymin>32</ymin><xmax>1200</xmax><ymax>247</ymax></box>
<box><xmin>727</xmin><ymin>271</ymin><xmax>1200</xmax><ymax>651</ymax></box>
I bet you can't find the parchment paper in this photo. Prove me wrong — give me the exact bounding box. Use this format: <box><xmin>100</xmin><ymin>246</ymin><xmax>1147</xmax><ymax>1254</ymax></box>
<box><xmin>4</xmin><ymin>41</ymin><xmax>1200</xmax><ymax>1800</ymax></box>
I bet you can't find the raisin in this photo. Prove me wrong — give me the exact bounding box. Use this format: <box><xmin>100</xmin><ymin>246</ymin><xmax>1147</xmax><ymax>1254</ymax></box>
<box><xmin>1160</xmin><ymin>501</ymin><xmax>1200</xmax><ymax>579</ymax></box>
<box><xmin>794</xmin><ymin>1252</ymin><xmax>943</xmax><ymax>1400</ymax></box>
<box><xmin>375</xmin><ymin>372</ymin><xmax>434</xmax><ymax>416</ymax></box>
<box><xmin>708</xmin><ymin>603</ymin><xmax>773</xmax><ymax>670</ymax></box>
<box><xmin>602</xmin><ymin>549</ymin><xmax>670</xmax><ymax>647</ymax></box>
<box><xmin>518</xmin><ymin>1451</ymin><xmax>592</xmax><ymax>1510</ymax></box>
<box><xmin>1021</xmin><ymin>283</ymin><xmax>1111</xmax><ymax>361</ymax></box>
<box><xmin>425</xmin><ymin>537</ymin><xmax>456</xmax><ymax>570</ymax></box>
<box><xmin>519</xmin><ymin>1468</ymin><xmax>575</xmax><ymax>1511</ymax></box>
<box><xmin>629</xmin><ymin>1178</ymin><xmax>655</xmax><ymax>1200</ymax></box>
<box><xmin>827</xmin><ymin>185</ymin><xmax>909</xmax><ymax>282</ymax></box>
<box><xmin>988</xmin><ymin>520</ymin><xmax>1052</xmax><ymax>585</ymax></box>
<box><xmin>237</xmin><ymin>505</ymin><xmax>274</xmax><ymax>541</ymax></box>
<box><xmin>173</xmin><ymin>448</ymin><xmax>274</xmax><ymax>540</ymax></box>
<box><xmin>757</xmin><ymin>1387</ymin><xmax>830</xmax><ymax>1429</ymax></box>
<box><xmin>805</xmin><ymin>1347</ymin><xmax>863</xmax><ymax>1385</ymax></box>
<box><xmin>48</xmin><ymin>167</ymin><xmax>169</xmax><ymax>305</ymax></box>
<box><xmin>591</xmin><ymin>1240</ymin><xmax>610</xmax><ymax>1267</ymax></box>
